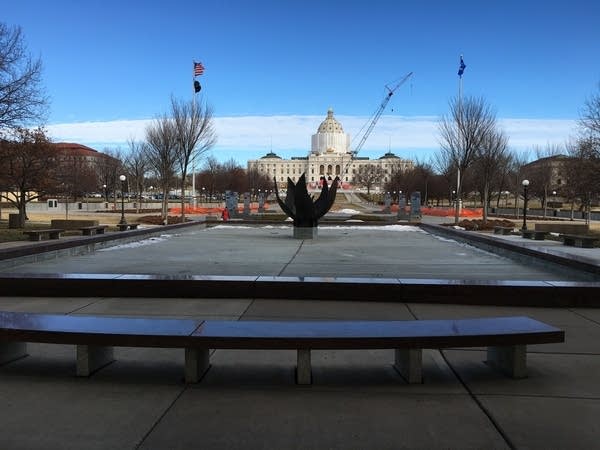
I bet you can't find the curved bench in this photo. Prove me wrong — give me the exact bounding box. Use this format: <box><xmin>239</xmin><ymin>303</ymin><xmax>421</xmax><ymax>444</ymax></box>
<box><xmin>0</xmin><ymin>312</ymin><xmax>564</xmax><ymax>384</ymax></box>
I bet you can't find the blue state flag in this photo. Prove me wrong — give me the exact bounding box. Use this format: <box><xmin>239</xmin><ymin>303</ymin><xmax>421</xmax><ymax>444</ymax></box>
<box><xmin>458</xmin><ymin>55</ymin><xmax>466</xmax><ymax>77</ymax></box>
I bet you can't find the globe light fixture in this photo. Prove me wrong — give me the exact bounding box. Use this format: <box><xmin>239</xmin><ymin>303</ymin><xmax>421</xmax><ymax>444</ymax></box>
<box><xmin>522</xmin><ymin>179</ymin><xmax>529</xmax><ymax>230</ymax></box>
<box><xmin>119</xmin><ymin>175</ymin><xmax>127</xmax><ymax>226</ymax></box>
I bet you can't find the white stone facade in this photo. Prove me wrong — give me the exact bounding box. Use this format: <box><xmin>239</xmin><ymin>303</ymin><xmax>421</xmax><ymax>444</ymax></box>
<box><xmin>247</xmin><ymin>109</ymin><xmax>414</xmax><ymax>189</ymax></box>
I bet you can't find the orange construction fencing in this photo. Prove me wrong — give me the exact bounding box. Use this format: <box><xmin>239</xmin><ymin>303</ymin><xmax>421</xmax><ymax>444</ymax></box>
<box><xmin>390</xmin><ymin>205</ymin><xmax>483</xmax><ymax>217</ymax></box>
<box><xmin>169</xmin><ymin>203</ymin><xmax>271</xmax><ymax>215</ymax></box>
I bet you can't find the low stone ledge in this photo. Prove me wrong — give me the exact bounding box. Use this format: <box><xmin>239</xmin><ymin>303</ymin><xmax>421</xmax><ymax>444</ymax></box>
<box><xmin>419</xmin><ymin>223</ymin><xmax>600</xmax><ymax>279</ymax></box>
<box><xmin>1</xmin><ymin>273</ymin><xmax>599</xmax><ymax>306</ymax></box>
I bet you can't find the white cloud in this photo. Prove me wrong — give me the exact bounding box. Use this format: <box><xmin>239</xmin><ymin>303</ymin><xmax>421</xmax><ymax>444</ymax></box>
<box><xmin>45</xmin><ymin>114</ymin><xmax>578</xmax><ymax>161</ymax></box>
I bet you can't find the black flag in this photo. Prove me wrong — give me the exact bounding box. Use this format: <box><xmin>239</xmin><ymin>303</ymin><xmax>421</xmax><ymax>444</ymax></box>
<box><xmin>194</xmin><ymin>80</ymin><xmax>201</xmax><ymax>93</ymax></box>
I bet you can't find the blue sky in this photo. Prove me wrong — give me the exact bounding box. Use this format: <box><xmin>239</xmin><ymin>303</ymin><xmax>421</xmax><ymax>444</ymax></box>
<box><xmin>5</xmin><ymin>0</ymin><xmax>600</xmax><ymax>164</ymax></box>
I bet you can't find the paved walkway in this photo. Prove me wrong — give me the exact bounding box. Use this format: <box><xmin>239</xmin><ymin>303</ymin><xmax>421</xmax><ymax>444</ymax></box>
<box><xmin>1</xmin><ymin>221</ymin><xmax>599</xmax><ymax>449</ymax></box>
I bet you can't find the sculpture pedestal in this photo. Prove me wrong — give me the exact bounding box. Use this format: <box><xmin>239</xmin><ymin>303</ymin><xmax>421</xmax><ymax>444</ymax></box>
<box><xmin>293</xmin><ymin>227</ymin><xmax>318</xmax><ymax>239</ymax></box>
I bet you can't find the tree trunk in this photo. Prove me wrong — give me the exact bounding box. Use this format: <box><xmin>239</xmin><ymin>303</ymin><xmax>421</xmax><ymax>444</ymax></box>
<box><xmin>482</xmin><ymin>182</ymin><xmax>489</xmax><ymax>223</ymax></box>
<box><xmin>180</xmin><ymin>173</ymin><xmax>186</xmax><ymax>221</ymax></box>
<box><xmin>161</xmin><ymin>187</ymin><xmax>169</xmax><ymax>224</ymax></box>
<box><xmin>570</xmin><ymin>200</ymin><xmax>575</xmax><ymax>221</ymax></box>
<box><xmin>17</xmin><ymin>190</ymin><xmax>27</xmax><ymax>227</ymax></box>
<box><xmin>454</xmin><ymin>186</ymin><xmax>461</xmax><ymax>224</ymax></box>
<box><xmin>543</xmin><ymin>186</ymin><xmax>548</xmax><ymax>218</ymax></box>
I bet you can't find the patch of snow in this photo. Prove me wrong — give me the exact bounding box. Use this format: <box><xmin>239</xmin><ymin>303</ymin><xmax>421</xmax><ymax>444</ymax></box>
<box><xmin>98</xmin><ymin>235</ymin><xmax>172</xmax><ymax>251</ymax></box>
<box><xmin>320</xmin><ymin>225</ymin><xmax>424</xmax><ymax>232</ymax></box>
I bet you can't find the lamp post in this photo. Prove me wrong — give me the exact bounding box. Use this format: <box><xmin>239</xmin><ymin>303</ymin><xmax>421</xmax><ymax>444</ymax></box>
<box><xmin>102</xmin><ymin>184</ymin><xmax>107</xmax><ymax>202</ymax></box>
<box><xmin>119</xmin><ymin>175</ymin><xmax>127</xmax><ymax>226</ymax></box>
<box><xmin>521</xmin><ymin>179</ymin><xmax>529</xmax><ymax>230</ymax></box>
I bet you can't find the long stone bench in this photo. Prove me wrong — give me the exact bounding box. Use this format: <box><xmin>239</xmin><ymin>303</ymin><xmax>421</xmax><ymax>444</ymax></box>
<box><xmin>560</xmin><ymin>234</ymin><xmax>599</xmax><ymax>248</ymax></box>
<box><xmin>494</xmin><ymin>226</ymin><xmax>514</xmax><ymax>235</ymax></box>
<box><xmin>79</xmin><ymin>225</ymin><xmax>108</xmax><ymax>236</ymax></box>
<box><xmin>22</xmin><ymin>228</ymin><xmax>64</xmax><ymax>241</ymax></box>
<box><xmin>117</xmin><ymin>223</ymin><xmax>139</xmax><ymax>231</ymax></box>
<box><xmin>521</xmin><ymin>230</ymin><xmax>548</xmax><ymax>240</ymax></box>
<box><xmin>0</xmin><ymin>312</ymin><xmax>564</xmax><ymax>384</ymax></box>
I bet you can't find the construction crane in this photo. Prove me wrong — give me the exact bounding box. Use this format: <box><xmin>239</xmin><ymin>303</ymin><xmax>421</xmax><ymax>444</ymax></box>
<box><xmin>350</xmin><ymin>71</ymin><xmax>413</xmax><ymax>157</ymax></box>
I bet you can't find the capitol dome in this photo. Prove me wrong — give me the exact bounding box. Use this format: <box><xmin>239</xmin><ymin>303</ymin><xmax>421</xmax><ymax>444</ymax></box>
<box><xmin>317</xmin><ymin>108</ymin><xmax>345</xmax><ymax>134</ymax></box>
<box><xmin>311</xmin><ymin>108</ymin><xmax>351</xmax><ymax>155</ymax></box>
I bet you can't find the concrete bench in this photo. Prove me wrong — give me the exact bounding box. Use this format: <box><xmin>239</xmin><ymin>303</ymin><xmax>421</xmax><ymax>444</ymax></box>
<box><xmin>560</xmin><ymin>234</ymin><xmax>599</xmax><ymax>248</ymax></box>
<box><xmin>0</xmin><ymin>313</ymin><xmax>564</xmax><ymax>384</ymax></box>
<box><xmin>494</xmin><ymin>226</ymin><xmax>514</xmax><ymax>235</ymax></box>
<box><xmin>521</xmin><ymin>230</ymin><xmax>547</xmax><ymax>240</ymax></box>
<box><xmin>22</xmin><ymin>228</ymin><xmax>64</xmax><ymax>241</ymax></box>
<box><xmin>117</xmin><ymin>223</ymin><xmax>139</xmax><ymax>231</ymax></box>
<box><xmin>79</xmin><ymin>225</ymin><xmax>108</xmax><ymax>236</ymax></box>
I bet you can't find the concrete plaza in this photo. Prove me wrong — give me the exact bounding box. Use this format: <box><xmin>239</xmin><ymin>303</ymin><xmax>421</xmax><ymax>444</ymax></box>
<box><xmin>0</xmin><ymin>222</ymin><xmax>599</xmax><ymax>449</ymax></box>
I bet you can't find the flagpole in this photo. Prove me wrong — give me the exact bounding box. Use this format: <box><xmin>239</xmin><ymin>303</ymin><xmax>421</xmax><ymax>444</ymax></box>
<box><xmin>192</xmin><ymin>60</ymin><xmax>196</xmax><ymax>208</ymax></box>
<box><xmin>455</xmin><ymin>54</ymin><xmax>464</xmax><ymax>223</ymax></box>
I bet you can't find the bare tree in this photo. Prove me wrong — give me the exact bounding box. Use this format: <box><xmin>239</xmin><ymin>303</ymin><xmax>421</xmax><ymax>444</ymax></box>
<box><xmin>171</xmin><ymin>96</ymin><xmax>216</xmax><ymax>220</ymax></box>
<box><xmin>386</xmin><ymin>161</ymin><xmax>434</xmax><ymax>205</ymax></box>
<box><xmin>95</xmin><ymin>147</ymin><xmax>124</xmax><ymax>209</ymax></box>
<box><xmin>55</xmin><ymin>154</ymin><xmax>98</xmax><ymax>202</ymax></box>
<box><xmin>579</xmin><ymin>82</ymin><xmax>600</xmax><ymax>151</ymax></box>
<box><xmin>433</xmin><ymin>149</ymin><xmax>458</xmax><ymax>205</ymax></box>
<box><xmin>123</xmin><ymin>139</ymin><xmax>148</xmax><ymax>213</ymax></box>
<box><xmin>246</xmin><ymin>167</ymin><xmax>272</xmax><ymax>198</ymax></box>
<box><xmin>0</xmin><ymin>127</ymin><xmax>56</xmax><ymax>226</ymax></box>
<box><xmin>354</xmin><ymin>165</ymin><xmax>383</xmax><ymax>195</ymax></box>
<box><xmin>472</xmin><ymin>129</ymin><xmax>509</xmax><ymax>222</ymax></box>
<box><xmin>0</xmin><ymin>23</ymin><xmax>48</xmax><ymax>130</ymax></box>
<box><xmin>144</xmin><ymin>115</ymin><xmax>177</xmax><ymax>224</ymax></box>
<box><xmin>564</xmin><ymin>138</ymin><xmax>600</xmax><ymax>217</ymax></box>
<box><xmin>196</xmin><ymin>156</ymin><xmax>221</xmax><ymax>202</ymax></box>
<box><xmin>438</xmin><ymin>96</ymin><xmax>497</xmax><ymax>223</ymax></box>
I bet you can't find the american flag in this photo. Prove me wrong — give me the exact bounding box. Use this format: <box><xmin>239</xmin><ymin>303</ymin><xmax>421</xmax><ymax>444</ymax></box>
<box><xmin>194</xmin><ymin>62</ymin><xmax>205</xmax><ymax>76</ymax></box>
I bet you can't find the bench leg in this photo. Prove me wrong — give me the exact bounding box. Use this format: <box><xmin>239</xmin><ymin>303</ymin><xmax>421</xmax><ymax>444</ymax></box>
<box><xmin>394</xmin><ymin>348</ymin><xmax>422</xmax><ymax>383</ymax></box>
<box><xmin>296</xmin><ymin>349</ymin><xmax>312</xmax><ymax>385</ymax></box>
<box><xmin>76</xmin><ymin>345</ymin><xmax>114</xmax><ymax>376</ymax></box>
<box><xmin>486</xmin><ymin>345</ymin><xmax>527</xmax><ymax>378</ymax></box>
<box><xmin>0</xmin><ymin>342</ymin><xmax>27</xmax><ymax>365</ymax></box>
<box><xmin>184</xmin><ymin>348</ymin><xmax>210</xmax><ymax>383</ymax></box>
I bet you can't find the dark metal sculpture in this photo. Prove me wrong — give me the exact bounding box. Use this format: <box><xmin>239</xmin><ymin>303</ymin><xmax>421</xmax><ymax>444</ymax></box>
<box><xmin>274</xmin><ymin>173</ymin><xmax>339</xmax><ymax>237</ymax></box>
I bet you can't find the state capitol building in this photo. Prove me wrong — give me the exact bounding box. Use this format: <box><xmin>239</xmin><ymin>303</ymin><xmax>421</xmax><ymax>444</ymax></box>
<box><xmin>247</xmin><ymin>109</ymin><xmax>414</xmax><ymax>190</ymax></box>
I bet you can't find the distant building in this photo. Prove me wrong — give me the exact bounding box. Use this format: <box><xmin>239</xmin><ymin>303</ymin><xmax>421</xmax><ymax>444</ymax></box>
<box><xmin>522</xmin><ymin>154</ymin><xmax>570</xmax><ymax>190</ymax></box>
<box><xmin>52</xmin><ymin>142</ymin><xmax>117</xmax><ymax>168</ymax></box>
<box><xmin>247</xmin><ymin>108</ymin><xmax>413</xmax><ymax>190</ymax></box>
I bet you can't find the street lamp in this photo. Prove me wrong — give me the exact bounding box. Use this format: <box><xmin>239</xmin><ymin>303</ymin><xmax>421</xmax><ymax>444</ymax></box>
<box><xmin>102</xmin><ymin>184</ymin><xmax>107</xmax><ymax>202</ymax></box>
<box><xmin>521</xmin><ymin>179</ymin><xmax>529</xmax><ymax>230</ymax></box>
<box><xmin>119</xmin><ymin>175</ymin><xmax>127</xmax><ymax>226</ymax></box>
